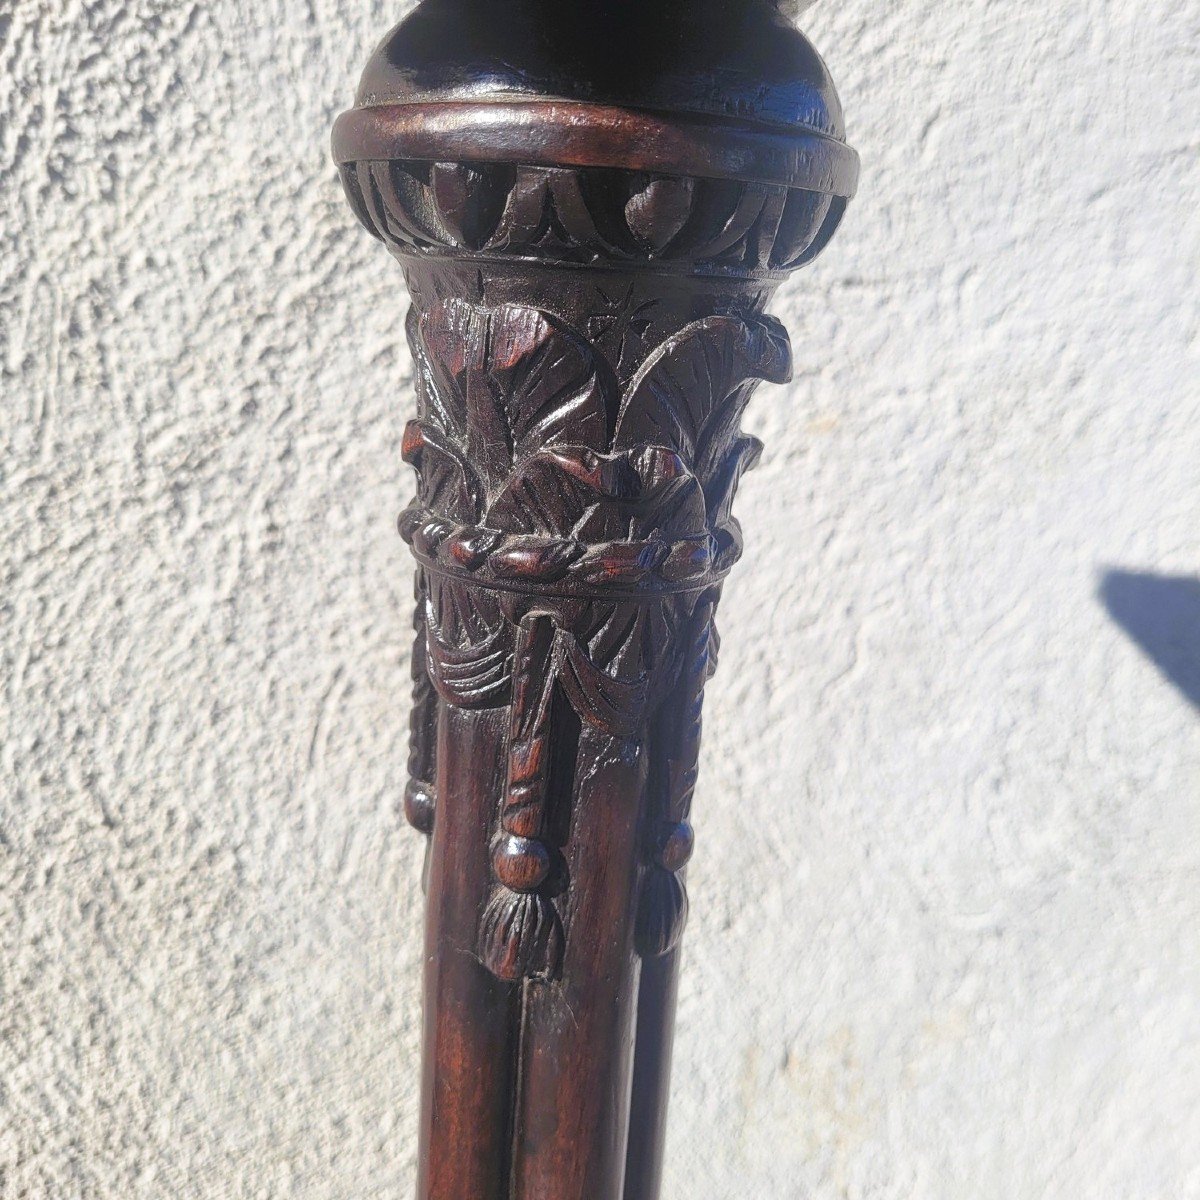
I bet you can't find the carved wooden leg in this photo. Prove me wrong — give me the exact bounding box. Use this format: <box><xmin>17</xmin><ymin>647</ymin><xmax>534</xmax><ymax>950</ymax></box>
<box><xmin>332</xmin><ymin>3</ymin><xmax>857</xmax><ymax>1196</ymax></box>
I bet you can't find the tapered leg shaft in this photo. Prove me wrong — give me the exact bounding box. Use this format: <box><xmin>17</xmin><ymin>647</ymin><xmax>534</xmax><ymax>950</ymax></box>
<box><xmin>512</xmin><ymin>729</ymin><xmax>647</xmax><ymax>1199</ymax></box>
<box><xmin>419</xmin><ymin>707</ymin><xmax>516</xmax><ymax>1200</ymax></box>
<box><xmin>623</xmin><ymin>949</ymin><xmax>682</xmax><ymax>1200</ymax></box>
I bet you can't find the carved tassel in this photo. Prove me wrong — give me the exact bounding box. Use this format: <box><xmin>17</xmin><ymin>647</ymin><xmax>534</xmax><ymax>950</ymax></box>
<box><xmin>479</xmin><ymin>613</ymin><xmax>564</xmax><ymax>981</ymax></box>
<box><xmin>636</xmin><ymin>588</ymin><xmax>718</xmax><ymax>957</ymax></box>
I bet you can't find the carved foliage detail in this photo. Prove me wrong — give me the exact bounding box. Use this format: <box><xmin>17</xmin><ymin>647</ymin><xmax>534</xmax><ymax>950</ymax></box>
<box><xmin>341</xmin><ymin>160</ymin><xmax>846</xmax><ymax>272</ymax></box>
<box><xmin>399</xmin><ymin>296</ymin><xmax>790</xmax><ymax>977</ymax></box>
<box><xmin>400</xmin><ymin>298</ymin><xmax>791</xmax><ymax>595</ymax></box>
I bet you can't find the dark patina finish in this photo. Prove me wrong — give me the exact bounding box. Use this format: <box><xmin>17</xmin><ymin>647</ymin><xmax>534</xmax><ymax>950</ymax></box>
<box><xmin>333</xmin><ymin>2</ymin><xmax>856</xmax><ymax>1196</ymax></box>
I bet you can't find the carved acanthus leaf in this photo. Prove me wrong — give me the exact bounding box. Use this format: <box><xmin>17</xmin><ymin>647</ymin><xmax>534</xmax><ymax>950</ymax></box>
<box><xmin>614</xmin><ymin>314</ymin><xmax>791</xmax><ymax>465</ymax></box>
<box><xmin>340</xmin><ymin>160</ymin><xmax>849</xmax><ymax>271</ymax></box>
<box><xmin>416</xmin><ymin>299</ymin><xmax>612</xmax><ymax>508</ymax></box>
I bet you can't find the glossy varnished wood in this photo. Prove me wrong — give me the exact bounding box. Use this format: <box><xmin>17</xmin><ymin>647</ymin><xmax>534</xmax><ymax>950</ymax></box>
<box><xmin>332</xmin><ymin>101</ymin><xmax>860</xmax><ymax>195</ymax></box>
<box><xmin>333</xmin><ymin>3</ymin><xmax>856</xmax><ymax>1196</ymax></box>
<box><xmin>419</xmin><ymin>705</ymin><xmax>515</xmax><ymax>1199</ymax></box>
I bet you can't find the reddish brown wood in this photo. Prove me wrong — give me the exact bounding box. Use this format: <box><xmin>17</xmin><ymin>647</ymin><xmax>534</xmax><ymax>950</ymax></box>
<box><xmin>623</xmin><ymin>949</ymin><xmax>682</xmax><ymax>1199</ymax></box>
<box><xmin>333</xmin><ymin>3</ymin><xmax>857</xmax><ymax>1196</ymax></box>
<box><xmin>332</xmin><ymin>101</ymin><xmax>859</xmax><ymax>195</ymax></box>
<box><xmin>419</xmin><ymin>705</ymin><xmax>516</xmax><ymax>1199</ymax></box>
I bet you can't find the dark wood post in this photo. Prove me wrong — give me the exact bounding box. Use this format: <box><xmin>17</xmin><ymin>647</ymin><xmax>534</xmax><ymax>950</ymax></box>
<box><xmin>332</xmin><ymin>3</ymin><xmax>857</xmax><ymax>1196</ymax></box>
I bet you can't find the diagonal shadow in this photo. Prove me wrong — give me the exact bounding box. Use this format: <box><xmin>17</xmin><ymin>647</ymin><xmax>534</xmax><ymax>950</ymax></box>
<box><xmin>1099</xmin><ymin>569</ymin><xmax>1200</xmax><ymax>710</ymax></box>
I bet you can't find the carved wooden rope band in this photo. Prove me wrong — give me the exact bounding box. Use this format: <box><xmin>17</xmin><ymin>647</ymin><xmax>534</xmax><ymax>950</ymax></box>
<box><xmin>403</xmin><ymin>512</ymin><xmax>733</xmax><ymax>591</ymax></box>
<box><xmin>400</xmin><ymin>503</ymin><xmax>744</xmax><ymax>597</ymax></box>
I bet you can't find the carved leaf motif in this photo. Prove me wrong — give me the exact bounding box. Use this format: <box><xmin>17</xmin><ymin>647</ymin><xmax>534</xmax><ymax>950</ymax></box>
<box><xmin>485</xmin><ymin>170</ymin><xmax>554</xmax><ymax>251</ymax></box>
<box><xmin>622</xmin><ymin>445</ymin><xmax>708</xmax><ymax>541</ymax></box>
<box><xmin>429</xmin><ymin>162</ymin><xmax>515</xmax><ymax>250</ymax></box>
<box><xmin>614</xmin><ymin>315</ymin><xmax>791</xmax><ymax>464</ymax></box>
<box><xmin>625</xmin><ymin>175</ymin><xmax>695</xmax><ymax>253</ymax></box>
<box><xmin>339</xmin><ymin>165</ymin><xmax>382</xmax><ymax>242</ymax></box>
<box><xmin>486</xmin><ymin>168</ymin><xmax>626</xmax><ymax>259</ymax></box>
<box><xmin>416</xmin><ymin>300</ymin><xmax>611</xmax><ymax>507</ymax></box>
<box><xmin>374</xmin><ymin>162</ymin><xmax>441</xmax><ymax>248</ymax></box>
<box><xmin>486</xmin><ymin>446</ymin><xmax>636</xmax><ymax>536</ymax></box>
<box><xmin>486</xmin><ymin>309</ymin><xmax>610</xmax><ymax>463</ymax></box>
<box><xmin>402</xmin><ymin>419</ymin><xmax>480</xmax><ymax>524</ymax></box>
<box><xmin>542</xmin><ymin>171</ymin><xmax>626</xmax><ymax>258</ymax></box>
<box><xmin>683</xmin><ymin>181</ymin><xmax>792</xmax><ymax>266</ymax></box>
<box><xmin>770</xmin><ymin>188</ymin><xmax>834</xmax><ymax>268</ymax></box>
<box><xmin>700</xmin><ymin>433</ymin><xmax>764</xmax><ymax>534</ymax></box>
<box><xmin>417</xmin><ymin>299</ymin><xmax>509</xmax><ymax>490</ymax></box>
<box><xmin>343</xmin><ymin>157</ymin><xmax>852</xmax><ymax>270</ymax></box>
<box><xmin>483</xmin><ymin>444</ymin><xmax>708</xmax><ymax>545</ymax></box>
<box><xmin>411</xmin><ymin>301</ymin><xmax>472</xmax><ymax>447</ymax></box>
<box><xmin>707</xmin><ymin>621</ymin><xmax>721</xmax><ymax>680</ymax></box>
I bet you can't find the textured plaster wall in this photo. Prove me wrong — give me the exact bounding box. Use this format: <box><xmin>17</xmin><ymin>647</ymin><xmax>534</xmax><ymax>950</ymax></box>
<box><xmin>2</xmin><ymin>1</ymin><xmax>1198</xmax><ymax>1197</ymax></box>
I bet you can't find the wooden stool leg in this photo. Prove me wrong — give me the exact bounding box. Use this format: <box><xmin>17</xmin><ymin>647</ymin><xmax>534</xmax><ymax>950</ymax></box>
<box><xmin>623</xmin><ymin>950</ymin><xmax>683</xmax><ymax>1200</ymax></box>
<box><xmin>332</xmin><ymin>4</ymin><xmax>858</xmax><ymax>1196</ymax></box>
<box><xmin>513</xmin><ymin>727</ymin><xmax>646</xmax><ymax>1198</ymax></box>
<box><xmin>418</xmin><ymin>706</ymin><xmax>516</xmax><ymax>1200</ymax></box>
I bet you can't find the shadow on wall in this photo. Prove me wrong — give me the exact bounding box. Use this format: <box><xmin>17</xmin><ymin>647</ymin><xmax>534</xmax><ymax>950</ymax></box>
<box><xmin>1099</xmin><ymin>570</ymin><xmax>1200</xmax><ymax>710</ymax></box>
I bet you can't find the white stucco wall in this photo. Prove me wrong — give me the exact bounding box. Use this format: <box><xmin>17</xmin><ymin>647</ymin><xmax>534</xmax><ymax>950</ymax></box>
<box><xmin>3</xmin><ymin>1</ymin><xmax>1198</xmax><ymax>1196</ymax></box>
